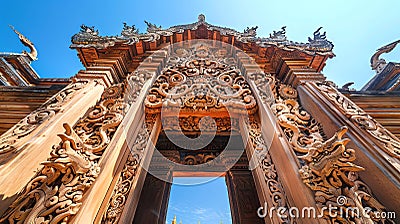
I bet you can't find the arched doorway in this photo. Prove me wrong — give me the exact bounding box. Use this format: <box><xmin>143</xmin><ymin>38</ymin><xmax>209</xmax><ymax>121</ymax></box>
<box><xmin>133</xmin><ymin>40</ymin><xmax>266</xmax><ymax>224</ymax></box>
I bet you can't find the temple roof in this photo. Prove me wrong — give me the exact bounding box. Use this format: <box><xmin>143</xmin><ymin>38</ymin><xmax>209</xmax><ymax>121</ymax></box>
<box><xmin>361</xmin><ymin>39</ymin><xmax>400</xmax><ymax>92</ymax></box>
<box><xmin>71</xmin><ymin>14</ymin><xmax>334</xmax><ymax>56</ymax></box>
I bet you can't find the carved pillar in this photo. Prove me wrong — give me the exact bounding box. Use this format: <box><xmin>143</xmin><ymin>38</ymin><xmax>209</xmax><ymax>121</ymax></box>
<box><xmin>132</xmin><ymin>169</ymin><xmax>172</xmax><ymax>224</ymax></box>
<box><xmin>273</xmin><ymin>59</ymin><xmax>398</xmax><ymax>222</ymax></box>
<box><xmin>72</xmin><ymin>49</ymin><xmax>168</xmax><ymax>223</ymax></box>
<box><xmin>297</xmin><ymin>81</ymin><xmax>400</xmax><ymax>217</ymax></box>
<box><xmin>236</xmin><ymin>51</ymin><xmax>323</xmax><ymax>224</ymax></box>
<box><xmin>0</xmin><ymin>75</ymin><xmax>105</xmax><ymax>215</ymax></box>
<box><xmin>72</xmin><ymin>74</ymin><xmax>166</xmax><ymax>223</ymax></box>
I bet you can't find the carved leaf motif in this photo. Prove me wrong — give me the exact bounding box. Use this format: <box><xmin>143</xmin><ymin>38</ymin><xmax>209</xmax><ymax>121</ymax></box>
<box><xmin>247</xmin><ymin>116</ymin><xmax>293</xmax><ymax>224</ymax></box>
<box><xmin>0</xmin><ymin>81</ymin><xmax>87</xmax><ymax>156</ymax></box>
<box><xmin>0</xmin><ymin>123</ymin><xmax>100</xmax><ymax>224</ymax></box>
<box><xmin>102</xmin><ymin>124</ymin><xmax>148</xmax><ymax>223</ymax></box>
<box><xmin>144</xmin><ymin>44</ymin><xmax>257</xmax><ymax>115</ymax></box>
<box><xmin>271</xmin><ymin>83</ymin><xmax>324</xmax><ymax>155</ymax></box>
<box><xmin>0</xmin><ymin>83</ymin><xmax>136</xmax><ymax>223</ymax></box>
<box><xmin>315</xmin><ymin>82</ymin><xmax>400</xmax><ymax>159</ymax></box>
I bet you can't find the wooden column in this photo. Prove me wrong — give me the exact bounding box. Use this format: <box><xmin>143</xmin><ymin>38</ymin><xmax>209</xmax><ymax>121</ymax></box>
<box><xmin>297</xmin><ymin>81</ymin><xmax>400</xmax><ymax>215</ymax></box>
<box><xmin>0</xmin><ymin>75</ymin><xmax>106</xmax><ymax>215</ymax></box>
<box><xmin>236</xmin><ymin>52</ymin><xmax>325</xmax><ymax>224</ymax></box>
<box><xmin>278</xmin><ymin>57</ymin><xmax>399</xmax><ymax>220</ymax></box>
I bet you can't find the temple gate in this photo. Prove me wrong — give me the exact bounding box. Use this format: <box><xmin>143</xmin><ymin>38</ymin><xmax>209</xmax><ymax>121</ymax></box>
<box><xmin>0</xmin><ymin>15</ymin><xmax>398</xmax><ymax>223</ymax></box>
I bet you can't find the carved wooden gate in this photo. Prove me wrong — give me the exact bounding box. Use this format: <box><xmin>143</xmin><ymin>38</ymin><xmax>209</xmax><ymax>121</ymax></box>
<box><xmin>0</xmin><ymin>15</ymin><xmax>398</xmax><ymax>224</ymax></box>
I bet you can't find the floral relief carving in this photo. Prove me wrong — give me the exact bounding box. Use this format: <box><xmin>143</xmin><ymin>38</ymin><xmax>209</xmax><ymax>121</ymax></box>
<box><xmin>247</xmin><ymin>72</ymin><xmax>276</xmax><ymax>106</ymax></box>
<box><xmin>247</xmin><ymin>116</ymin><xmax>293</xmax><ymax>224</ymax></box>
<box><xmin>267</xmin><ymin>80</ymin><xmax>393</xmax><ymax>223</ymax></box>
<box><xmin>102</xmin><ymin>124</ymin><xmax>148</xmax><ymax>224</ymax></box>
<box><xmin>314</xmin><ymin>82</ymin><xmax>400</xmax><ymax>159</ymax></box>
<box><xmin>144</xmin><ymin>43</ymin><xmax>257</xmax><ymax>115</ymax></box>
<box><xmin>271</xmin><ymin>83</ymin><xmax>325</xmax><ymax>155</ymax></box>
<box><xmin>299</xmin><ymin>127</ymin><xmax>394</xmax><ymax>223</ymax></box>
<box><xmin>0</xmin><ymin>83</ymin><xmax>129</xmax><ymax>223</ymax></box>
<box><xmin>0</xmin><ymin>123</ymin><xmax>100</xmax><ymax>224</ymax></box>
<box><xmin>161</xmin><ymin>116</ymin><xmax>239</xmax><ymax>133</ymax></box>
<box><xmin>0</xmin><ymin>81</ymin><xmax>87</xmax><ymax>156</ymax></box>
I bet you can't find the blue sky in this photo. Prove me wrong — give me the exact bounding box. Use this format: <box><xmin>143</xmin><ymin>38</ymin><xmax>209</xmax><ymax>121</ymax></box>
<box><xmin>1</xmin><ymin>1</ymin><xmax>400</xmax><ymax>89</ymax></box>
<box><xmin>1</xmin><ymin>1</ymin><xmax>399</xmax><ymax>223</ymax></box>
<box><xmin>166</xmin><ymin>177</ymin><xmax>232</xmax><ymax>224</ymax></box>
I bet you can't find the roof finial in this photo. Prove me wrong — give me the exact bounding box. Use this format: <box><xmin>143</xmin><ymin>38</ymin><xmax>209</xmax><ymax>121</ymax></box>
<box><xmin>9</xmin><ymin>25</ymin><xmax>38</xmax><ymax>61</ymax></box>
<box><xmin>198</xmin><ymin>14</ymin><xmax>205</xmax><ymax>22</ymax></box>
<box><xmin>370</xmin><ymin>39</ymin><xmax>400</xmax><ymax>74</ymax></box>
<box><xmin>172</xmin><ymin>215</ymin><xmax>177</xmax><ymax>224</ymax></box>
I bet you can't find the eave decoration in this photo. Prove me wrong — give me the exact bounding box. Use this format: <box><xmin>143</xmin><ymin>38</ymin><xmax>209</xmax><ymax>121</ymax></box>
<box><xmin>71</xmin><ymin>14</ymin><xmax>334</xmax><ymax>56</ymax></box>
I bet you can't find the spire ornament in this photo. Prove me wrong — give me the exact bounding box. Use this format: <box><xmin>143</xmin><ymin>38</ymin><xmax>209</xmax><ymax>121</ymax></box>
<box><xmin>370</xmin><ymin>39</ymin><xmax>400</xmax><ymax>74</ymax></box>
<box><xmin>9</xmin><ymin>25</ymin><xmax>38</xmax><ymax>61</ymax></box>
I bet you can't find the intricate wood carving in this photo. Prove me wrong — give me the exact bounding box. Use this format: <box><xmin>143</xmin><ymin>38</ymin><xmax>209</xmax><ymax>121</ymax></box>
<box><xmin>102</xmin><ymin>124</ymin><xmax>148</xmax><ymax>224</ymax></box>
<box><xmin>144</xmin><ymin>43</ymin><xmax>257</xmax><ymax>115</ymax></box>
<box><xmin>299</xmin><ymin>127</ymin><xmax>394</xmax><ymax>223</ymax></box>
<box><xmin>271</xmin><ymin>82</ymin><xmax>325</xmax><ymax>155</ymax></box>
<box><xmin>161</xmin><ymin>116</ymin><xmax>238</xmax><ymax>133</ymax></box>
<box><xmin>246</xmin><ymin>116</ymin><xmax>293</xmax><ymax>223</ymax></box>
<box><xmin>0</xmin><ymin>123</ymin><xmax>100</xmax><ymax>223</ymax></box>
<box><xmin>314</xmin><ymin>82</ymin><xmax>400</xmax><ymax>159</ymax></box>
<box><xmin>0</xmin><ymin>83</ymin><xmax>129</xmax><ymax>223</ymax></box>
<box><xmin>268</xmin><ymin>80</ymin><xmax>393</xmax><ymax>223</ymax></box>
<box><xmin>247</xmin><ymin>73</ymin><xmax>276</xmax><ymax>106</ymax></box>
<box><xmin>0</xmin><ymin>81</ymin><xmax>87</xmax><ymax>157</ymax></box>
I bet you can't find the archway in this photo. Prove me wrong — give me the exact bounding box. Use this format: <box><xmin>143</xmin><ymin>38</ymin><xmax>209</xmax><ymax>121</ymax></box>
<box><xmin>133</xmin><ymin>39</ymin><xmax>267</xmax><ymax>223</ymax></box>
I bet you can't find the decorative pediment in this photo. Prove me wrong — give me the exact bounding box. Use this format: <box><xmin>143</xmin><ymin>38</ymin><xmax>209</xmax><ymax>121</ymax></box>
<box><xmin>144</xmin><ymin>40</ymin><xmax>257</xmax><ymax>115</ymax></box>
<box><xmin>71</xmin><ymin>14</ymin><xmax>334</xmax><ymax>56</ymax></box>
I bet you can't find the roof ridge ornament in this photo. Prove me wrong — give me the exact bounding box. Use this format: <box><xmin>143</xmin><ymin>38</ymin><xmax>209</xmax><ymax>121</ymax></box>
<box><xmin>70</xmin><ymin>15</ymin><xmax>334</xmax><ymax>56</ymax></box>
<box><xmin>122</xmin><ymin>22</ymin><xmax>139</xmax><ymax>36</ymax></box>
<box><xmin>269</xmin><ymin>26</ymin><xmax>287</xmax><ymax>41</ymax></box>
<box><xmin>144</xmin><ymin>20</ymin><xmax>162</xmax><ymax>32</ymax></box>
<box><xmin>244</xmin><ymin>26</ymin><xmax>258</xmax><ymax>36</ymax></box>
<box><xmin>79</xmin><ymin>24</ymin><xmax>98</xmax><ymax>35</ymax></box>
<box><xmin>9</xmin><ymin>25</ymin><xmax>38</xmax><ymax>61</ymax></box>
<box><xmin>308</xmin><ymin>27</ymin><xmax>327</xmax><ymax>42</ymax></box>
<box><xmin>198</xmin><ymin>14</ymin><xmax>205</xmax><ymax>23</ymax></box>
<box><xmin>370</xmin><ymin>39</ymin><xmax>400</xmax><ymax>74</ymax></box>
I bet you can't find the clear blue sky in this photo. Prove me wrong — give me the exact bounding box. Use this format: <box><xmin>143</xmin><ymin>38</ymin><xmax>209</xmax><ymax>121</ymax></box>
<box><xmin>1</xmin><ymin>1</ymin><xmax>400</xmax><ymax>89</ymax></box>
<box><xmin>1</xmin><ymin>1</ymin><xmax>399</xmax><ymax>223</ymax></box>
<box><xmin>166</xmin><ymin>177</ymin><xmax>232</xmax><ymax>224</ymax></box>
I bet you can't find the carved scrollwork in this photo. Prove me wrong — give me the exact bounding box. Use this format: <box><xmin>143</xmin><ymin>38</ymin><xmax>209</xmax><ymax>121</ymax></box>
<box><xmin>247</xmin><ymin>116</ymin><xmax>293</xmax><ymax>223</ymax></box>
<box><xmin>74</xmin><ymin>84</ymin><xmax>128</xmax><ymax>155</ymax></box>
<box><xmin>145</xmin><ymin>43</ymin><xmax>257</xmax><ymax>114</ymax></box>
<box><xmin>314</xmin><ymin>82</ymin><xmax>400</xmax><ymax>159</ymax></box>
<box><xmin>102</xmin><ymin>124</ymin><xmax>148</xmax><ymax>223</ymax></box>
<box><xmin>0</xmin><ymin>123</ymin><xmax>100</xmax><ymax>223</ymax></box>
<box><xmin>247</xmin><ymin>72</ymin><xmax>276</xmax><ymax>106</ymax></box>
<box><xmin>161</xmin><ymin>116</ymin><xmax>238</xmax><ymax>133</ymax></box>
<box><xmin>0</xmin><ymin>81</ymin><xmax>87</xmax><ymax>157</ymax></box>
<box><xmin>267</xmin><ymin>80</ymin><xmax>393</xmax><ymax>223</ymax></box>
<box><xmin>125</xmin><ymin>70</ymin><xmax>154</xmax><ymax>103</ymax></box>
<box><xmin>1</xmin><ymin>83</ymin><xmax>130</xmax><ymax>223</ymax></box>
<box><xmin>299</xmin><ymin>127</ymin><xmax>395</xmax><ymax>223</ymax></box>
<box><xmin>271</xmin><ymin>83</ymin><xmax>325</xmax><ymax>155</ymax></box>
<box><xmin>157</xmin><ymin>150</ymin><xmax>219</xmax><ymax>166</ymax></box>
